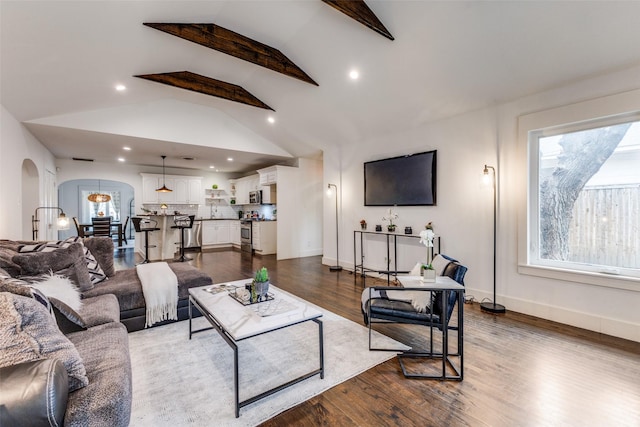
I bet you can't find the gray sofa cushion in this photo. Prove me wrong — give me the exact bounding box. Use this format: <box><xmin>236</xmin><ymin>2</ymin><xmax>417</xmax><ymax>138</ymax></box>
<box><xmin>77</xmin><ymin>294</ymin><xmax>120</xmax><ymax>327</ymax></box>
<box><xmin>0</xmin><ymin>292</ymin><xmax>89</xmax><ymax>392</ymax></box>
<box><xmin>12</xmin><ymin>243</ymin><xmax>93</xmax><ymax>291</ymax></box>
<box><xmin>82</xmin><ymin>237</ymin><xmax>116</xmax><ymax>278</ymax></box>
<box><xmin>65</xmin><ymin>322</ymin><xmax>131</xmax><ymax>427</ymax></box>
<box><xmin>81</xmin><ymin>262</ymin><xmax>213</xmax><ymax>312</ymax></box>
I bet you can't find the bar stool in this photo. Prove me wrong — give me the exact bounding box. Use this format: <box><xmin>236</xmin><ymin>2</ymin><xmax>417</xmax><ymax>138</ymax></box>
<box><xmin>171</xmin><ymin>215</ymin><xmax>195</xmax><ymax>262</ymax></box>
<box><xmin>132</xmin><ymin>217</ymin><xmax>160</xmax><ymax>264</ymax></box>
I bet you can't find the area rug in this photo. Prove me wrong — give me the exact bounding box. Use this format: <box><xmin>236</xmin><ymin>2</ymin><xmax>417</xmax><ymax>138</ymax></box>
<box><xmin>128</xmin><ymin>290</ymin><xmax>408</xmax><ymax>426</ymax></box>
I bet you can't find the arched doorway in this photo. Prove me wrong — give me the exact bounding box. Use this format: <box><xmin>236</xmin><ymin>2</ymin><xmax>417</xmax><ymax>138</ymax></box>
<box><xmin>58</xmin><ymin>179</ymin><xmax>135</xmax><ymax>246</ymax></box>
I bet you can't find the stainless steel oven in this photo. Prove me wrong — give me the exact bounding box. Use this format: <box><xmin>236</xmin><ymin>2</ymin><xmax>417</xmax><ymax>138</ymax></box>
<box><xmin>240</xmin><ymin>220</ymin><xmax>252</xmax><ymax>253</ymax></box>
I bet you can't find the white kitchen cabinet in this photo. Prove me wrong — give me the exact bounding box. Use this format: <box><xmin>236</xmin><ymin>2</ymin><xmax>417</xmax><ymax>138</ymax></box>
<box><xmin>142</xmin><ymin>175</ymin><xmax>160</xmax><ymax>203</ymax></box>
<box><xmin>215</xmin><ymin>221</ymin><xmax>230</xmax><ymax>244</ymax></box>
<box><xmin>173</xmin><ymin>178</ymin><xmax>189</xmax><ymax>203</ymax></box>
<box><xmin>261</xmin><ymin>185</ymin><xmax>277</xmax><ymax>204</ymax></box>
<box><xmin>252</xmin><ymin>221</ymin><xmax>276</xmax><ymax>255</ymax></box>
<box><xmin>201</xmin><ymin>220</ymin><xmax>217</xmax><ymax>245</ymax></box>
<box><xmin>201</xmin><ymin>220</ymin><xmax>231</xmax><ymax>246</ymax></box>
<box><xmin>230</xmin><ymin>220</ymin><xmax>241</xmax><ymax>245</ymax></box>
<box><xmin>188</xmin><ymin>179</ymin><xmax>203</xmax><ymax>204</ymax></box>
<box><xmin>258</xmin><ymin>166</ymin><xmax>277</xmax><ymax>185</ymax></box>
<box><xmin>141</xmin><ymin>174</ymin><xmax>201</xmax><ymax>205</ymax></box>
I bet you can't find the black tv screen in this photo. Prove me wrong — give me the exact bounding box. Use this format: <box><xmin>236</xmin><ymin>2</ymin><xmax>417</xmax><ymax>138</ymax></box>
<box><xmin>364</xmin><ymin>151</ymin><xmax>436</xmax><ymax>206</ymax></box>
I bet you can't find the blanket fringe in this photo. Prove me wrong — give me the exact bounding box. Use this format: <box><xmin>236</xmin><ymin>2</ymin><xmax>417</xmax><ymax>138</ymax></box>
<box><xmin>146</xmin><ymin>302</ymin><xmax>178</xmax><ymax>328</ymax></box>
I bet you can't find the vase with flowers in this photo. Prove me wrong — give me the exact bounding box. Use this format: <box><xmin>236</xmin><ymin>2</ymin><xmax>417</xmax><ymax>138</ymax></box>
<box><xmin>383</xmin><ymin>208</ymin><xmax>398</xmax><ymax>232</ymax></box>
<box><xmin>360</xmin><ymin>219</ymin><xmax>367</xmax><ymax>230</ymax></box>
<box><xmin>419</xmin><ymin>222</ymin><xmax>436</xmax><ymax>282</ymax></box>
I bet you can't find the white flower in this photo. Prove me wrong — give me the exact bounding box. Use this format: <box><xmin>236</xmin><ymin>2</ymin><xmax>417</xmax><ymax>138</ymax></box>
<box><xmin>419</xmin><ymin>229</ymin><xmax>435</xmax><ymax>247</ymax></box>
<box><xmin>382</xmin><ymin>208</ymin><xmax>398</xmax><ymax>224</ymax></box>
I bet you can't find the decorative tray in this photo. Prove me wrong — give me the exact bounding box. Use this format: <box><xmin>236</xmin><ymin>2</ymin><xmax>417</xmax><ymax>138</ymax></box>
<box><xmin>202</xmin><ymin>284</ymin><xmax>238</xmax><ymax>294</ymax></box>
<box><xmin>228</xmin><ymin>291</ymin><xmax>274</xmax><ymax>306</ymax></box>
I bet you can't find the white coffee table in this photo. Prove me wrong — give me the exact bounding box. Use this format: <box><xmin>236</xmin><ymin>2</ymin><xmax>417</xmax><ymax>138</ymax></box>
<box><xmin>188</xmin><ymin>279</ymin><xmax>324</xmax><ymax>417</ymax></box>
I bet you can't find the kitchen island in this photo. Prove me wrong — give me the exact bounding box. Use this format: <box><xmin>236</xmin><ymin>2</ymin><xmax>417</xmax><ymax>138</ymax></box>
<box><xmin>134</xmin><ymin>214</ymin><xmax>181</xmax><ymax>261</ymax></box>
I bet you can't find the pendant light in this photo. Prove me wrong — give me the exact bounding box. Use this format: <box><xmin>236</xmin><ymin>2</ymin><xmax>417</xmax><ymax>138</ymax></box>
<box><xmin>87</xmin><ymin>180</ymin><xmax>111</xmax><ymax>203</ymax></box>
<box><xmin>156</xmin><ymin>155</ymin><xmax>173</xmax><ymax>192</ymax></box>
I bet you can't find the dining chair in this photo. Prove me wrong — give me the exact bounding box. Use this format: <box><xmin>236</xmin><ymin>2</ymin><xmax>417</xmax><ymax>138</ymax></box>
<box><xmin>121</xmin><ymin>216</ymin><xmax>130</xmax><ymax>244</ymax></box>
<box><xmin>72</xmin><ymin>217</ymin><xmax>91</xmax><ymax>237</ymax></box>
<box><xmin>91</xmin><ymin>216</ymin><xmax>113</xmax><ymax>237</ymax></box>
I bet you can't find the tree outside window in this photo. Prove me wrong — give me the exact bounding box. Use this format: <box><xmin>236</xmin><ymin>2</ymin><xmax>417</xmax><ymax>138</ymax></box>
<box><xmin>532</xmin><ymin>117</ymin><xmax>640</xmax><ymax>276</ymax></box>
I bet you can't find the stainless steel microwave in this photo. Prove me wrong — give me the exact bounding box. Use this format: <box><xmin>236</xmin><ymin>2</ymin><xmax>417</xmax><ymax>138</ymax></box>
<box><xmin>249</xmin><ymin>190</ymin><xmax>262</xmax><ymax>204</ymax></box>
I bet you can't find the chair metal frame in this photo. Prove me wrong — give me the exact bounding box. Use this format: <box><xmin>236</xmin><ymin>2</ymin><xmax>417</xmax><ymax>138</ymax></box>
<box><xmin>364</xmin><ymin>262</ymin><xmax>466</xmax><ymax>381</ymax></box>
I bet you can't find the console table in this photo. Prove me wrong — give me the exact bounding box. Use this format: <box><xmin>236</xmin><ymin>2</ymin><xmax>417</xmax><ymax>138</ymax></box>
<box><xmin>353</xmin><ymin>230</ymin><xmax>440</xmax><ymax>285</ymax></box>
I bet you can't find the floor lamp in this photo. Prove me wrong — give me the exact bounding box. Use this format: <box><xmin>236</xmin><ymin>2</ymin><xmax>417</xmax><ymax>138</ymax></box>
<box><xmin>32</xmin><ymin>207</ymin><xmax>70</xmax><ymax>240</ymax></box>
<box><xmin>480</xmin><ymin>165</ymin><xmax>506</xmax><ymax>314</ymax></box>
<box><xmin>327</xmin><ymin>183</ymin><xmax>342</xmax><ymax>271</ymax></box>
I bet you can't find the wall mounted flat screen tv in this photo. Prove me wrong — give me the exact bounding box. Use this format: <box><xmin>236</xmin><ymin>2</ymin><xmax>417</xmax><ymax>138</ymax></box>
<box><xmin>364</xmin><ymin>150</ymin><xmax>436</xmax><ymax>206</ymax></box>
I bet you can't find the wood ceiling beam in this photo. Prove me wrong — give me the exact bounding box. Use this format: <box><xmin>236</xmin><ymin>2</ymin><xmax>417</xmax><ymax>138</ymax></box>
<box><xmin>321</xmin><ymin>0</ymin><xmax>394</xmax><ymax>41</ymax></box>
<box><xmin>134</xmin><ymin>71</ymin><xmax>274</xmax><ymax>111</ymax></box>
<box><xmin>143</xmin><ymin>23</ymin><xmax>318</xmax><ymax>86</ymax></box>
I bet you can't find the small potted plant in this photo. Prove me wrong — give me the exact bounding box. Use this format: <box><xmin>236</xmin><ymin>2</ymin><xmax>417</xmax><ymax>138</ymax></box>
<box><xmin>419</xmin><ymin>223</ymin><xmax>436</xmax><ymax>282</ymax></box>
<box><xmin>383</xmin><ymin>208</ymin><xmax>398</xmax><ymax>232</ymax></box>
<box><xmin>252</xmin><ymin>267</ymin><xmax>270</xmax><ymax>301</ymax></box>
<box><xmin>360</xmin><ymin>219</ymin><xmax>367</xmax><ymax>230</ymax></box>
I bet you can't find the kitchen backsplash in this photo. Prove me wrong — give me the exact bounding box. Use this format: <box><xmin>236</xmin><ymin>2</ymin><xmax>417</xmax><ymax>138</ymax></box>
<box><xmin>141</xmin><ymin>203</ymin><xmax>276</xmax><ymax>220</ymax></box>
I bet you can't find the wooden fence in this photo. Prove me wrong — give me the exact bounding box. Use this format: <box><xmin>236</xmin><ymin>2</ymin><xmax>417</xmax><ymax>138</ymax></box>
<box><xmin>568</xmin><ymin>185</ymin><xmax>640</xmax><ymax>269</ymax></box>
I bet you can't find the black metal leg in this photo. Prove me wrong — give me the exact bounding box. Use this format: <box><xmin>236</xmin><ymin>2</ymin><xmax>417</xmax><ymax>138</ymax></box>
<box><xmin>234</xmin><ymin>341</ymin><xmax>240</xmax><ymax>418</ymax></box>
<box><xmin>175</xmin><ymin>227</ymin><xmax>192</xmax><ymax>262</ymax></box>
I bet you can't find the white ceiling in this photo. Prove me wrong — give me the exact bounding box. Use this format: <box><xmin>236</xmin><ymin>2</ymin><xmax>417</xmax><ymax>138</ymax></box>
<box><xmin>2</xmin><ymin>1</ymin><xmax>640</xmax><ymax>173</ymax></box>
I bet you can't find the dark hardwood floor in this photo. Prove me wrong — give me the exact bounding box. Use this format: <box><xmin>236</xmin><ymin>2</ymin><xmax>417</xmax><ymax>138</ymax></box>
<box><xmin>116</xmin><ymin>248</ymin><xmax>640</xmax><ymax>426</ymax></box>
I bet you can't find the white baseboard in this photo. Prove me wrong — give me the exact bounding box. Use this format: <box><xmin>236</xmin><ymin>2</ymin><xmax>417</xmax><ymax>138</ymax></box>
<box><xmin>466</xmin><ymin>286</ymin><xmax>640</xmax><ymax>343</ymax></box>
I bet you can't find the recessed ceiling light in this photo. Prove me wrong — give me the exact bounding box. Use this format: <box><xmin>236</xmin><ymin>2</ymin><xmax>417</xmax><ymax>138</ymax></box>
<box><xmin>209</xmin><ymin>165</ymin><xmax>215</xmax><ymax>169</ymax></box>
<box><xmin>349</xmin><ymin>69</ymin><xmax>359</xmax><ymax>80</ymax></box>
<box><xmin>267</xmin><ymin>116</ymin><xmax>275</xmax><ymax>124</ymax></box>
<box><xmin>227</xmin><ymin>157</ymin><xmax>233</xmax><ymax>162</ymax></box>
<box><xmin>115</xmin><ymin>84</ymin><xmax>126</xmax><ymax>91</ymax></box>
<box><xmin>123</xmin><ymin>146</ymin><xmax>131</xmax><ymax>151</ymax></box>
<box><xmin>117</xmin><ymin>157</ymin><xmax>125</xmax><ymax>162</ymax></box>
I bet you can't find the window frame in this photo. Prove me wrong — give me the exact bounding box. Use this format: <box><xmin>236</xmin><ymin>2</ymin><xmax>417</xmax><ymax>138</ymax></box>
<box><xmin>517</xmin><ymin>89</ymin><xmax>640</xmax><ymax>291</ymax></box>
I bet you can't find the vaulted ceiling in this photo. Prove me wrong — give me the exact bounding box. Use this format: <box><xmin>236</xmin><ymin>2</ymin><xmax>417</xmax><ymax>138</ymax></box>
<box><xmin>2</xmin><ymin>1</ymin><xmax>640</xmax><ymax>173</ymax></box>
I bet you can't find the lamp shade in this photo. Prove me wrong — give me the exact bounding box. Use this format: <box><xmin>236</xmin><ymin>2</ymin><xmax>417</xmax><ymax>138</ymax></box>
<box><xmin>156</xmin><ymin>155</ymin><xmax>173</xmax><ymax>192</ymax></box>
<box><xmin>87</xmin><ymin>180</ymin><xmax>111</xmax><ymax>203</ymax></box>
<box><xmin>57</xmin><ymin>213</ymin><xmax>70</xmax><ymax>230</ymax></box>
<box><xmin>87</xmin><ymin>193</ymin><xmax>111</xmax><ymax>203</ymax></box>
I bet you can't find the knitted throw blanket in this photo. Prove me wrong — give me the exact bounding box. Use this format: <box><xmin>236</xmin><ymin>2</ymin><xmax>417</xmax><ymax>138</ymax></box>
<box><xmin>136</xmin><ymin>262</ymin><xmax>178</xmax><ymax>328</ymax></box>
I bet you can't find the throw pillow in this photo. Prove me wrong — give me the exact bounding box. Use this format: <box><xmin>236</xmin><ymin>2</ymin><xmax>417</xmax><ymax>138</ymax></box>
<box><xmin>431</xmin><ymin>254</ymin><xmax>454</xmax><ymax>276</ymax></box>
<box><xmin>49</xmin><ymin>297</ymin><xmax>88</xmax><ymax>334</ymax></box>
<box><xmin>0</xmin><ymin>247</ymin><xmax>21</xmax><ymax>277</ymax></box>
<box><xmin>81</xmin><ymin>237</ymin><xmax>116</xmax><ymax>277</ymax></box>
<box><xmin>12</xmin><ymin>243</ymin><xmax>93</xmax><ymax>291</ymax></box>
<box><xmin>29</xmin><ymin>273</ymin><xmax>82</xmax><ymax>311</ymax></box>
<box><xmin>0</xmin><ymin>292</ymin><xmax>88</xmax><ymax>392</ymax></box>
<box><xmin>0</xmin><ymin>275</ymin><xmax>55</xmax><ymax>317</ymax></box>
<box><xmin>63</xmin><ymin>237</ymin><xmax>107</xmax><ymax>285</ymax></box>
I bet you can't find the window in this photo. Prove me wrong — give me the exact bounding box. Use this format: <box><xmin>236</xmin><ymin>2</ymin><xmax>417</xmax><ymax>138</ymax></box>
<box><xmin>528</xmin><ymin>114</ymin><xmax>640</xmax><ymax>278</ymax></box>
<box><xmin>81</xmin><ymin>190</ymin><xmax>121</xmax><ymax>223</ymax></box>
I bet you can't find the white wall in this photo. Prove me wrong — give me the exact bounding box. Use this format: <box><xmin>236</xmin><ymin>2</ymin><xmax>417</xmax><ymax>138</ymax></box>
<box><xmin>1</xmin><ymin>105</ymin><xmax>56</xmax><ymax>240</ymax></box>
<box><xmin>276</xmin><ymin>159</ymin><xmax>324</xmax><ymax>260</ymax></box>
<box><xmin>324</xmin><ymin>64</ymin><xmax>640</xmax><ymax>342</ymax></box>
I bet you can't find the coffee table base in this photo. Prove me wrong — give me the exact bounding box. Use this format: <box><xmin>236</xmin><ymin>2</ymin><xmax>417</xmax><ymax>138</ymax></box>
<box><xmin>189</xmin><ymin>296</ymin><xmax>324</xmax><ymax>418</ymax></box>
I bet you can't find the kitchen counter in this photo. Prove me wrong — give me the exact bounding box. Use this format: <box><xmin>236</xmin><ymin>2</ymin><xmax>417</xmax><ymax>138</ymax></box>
<box><xmin>197</xmin><ymin>217</ymin><xmax>277</xmax><ymax>222</ymax></box>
